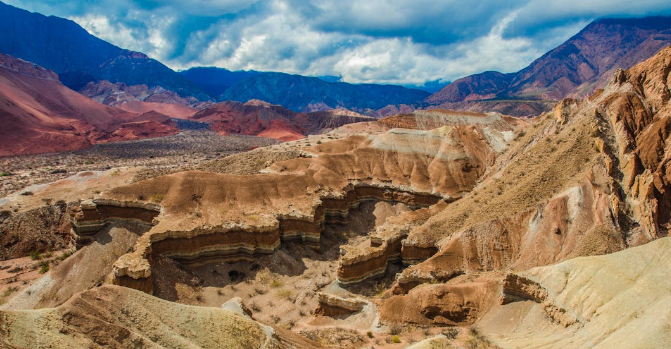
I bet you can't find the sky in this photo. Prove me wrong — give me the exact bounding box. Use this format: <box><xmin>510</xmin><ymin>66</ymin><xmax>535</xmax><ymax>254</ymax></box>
<box><xmin>6</xmin><ymin>0</ymin><xmax>671</xmax><ymax>87</ymax></box>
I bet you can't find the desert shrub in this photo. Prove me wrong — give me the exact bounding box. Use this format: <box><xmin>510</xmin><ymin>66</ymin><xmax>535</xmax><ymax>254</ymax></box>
<box><xmin>58</xmin><ymin>251</ymin><xmax>72</xmax><ymax>261</ymax></box>
<box><xmin>20</xmin><ymin>191</ymin><xmax>33</xmax><ymax>196</ymax></box>
<box><xmin>2</xmin><ymin>286</ymin><xmax>18</xmax><ymax>297</ymax></box>
<box><xmin>38</xmin><ymin>261</ymin><xmax>50</xmax><ymax>274</ymax></box>
<box><xmin>29</xmin><ymin>251</ymin><xmax>43</xmax><ymax>260</ymax></box>
<box><xmin>442</xmin><ymin>327</ymin><xmax>459</xmax><ymax>339</ymax></box>
<box><xmin>249</xmin><ymin>302</ymin><xmax>261</xmax><ymax>312</ymax></box>
<box><xmin>389</xmin><ymin>324</ymin><xmax>402</xmax><ymax>335</ymax></box>
<box><xmin>391</xmin><ymin>335</ymin><xmax>401</xmax><ymax>343</ymax></box>
<box><xmin>275</xmin><ymin>289</ymin><xmax>294</xmax><ymax>301</ymax></box>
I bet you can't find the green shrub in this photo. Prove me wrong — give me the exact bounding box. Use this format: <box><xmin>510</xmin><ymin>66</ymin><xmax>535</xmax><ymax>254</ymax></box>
<box><xmin>29</xmin><ymin>251</ymin><xmax>42</xmax><ymax>260</ymax></box>
<box><xmin>391</xmin><ymin>335</ymin><xmax>401</xmax><ymax>343</ymax></box>
<box><xmin>38</xmin><ymin>261</ymin><xmax>50</xmax><ymax>274</ymax></box>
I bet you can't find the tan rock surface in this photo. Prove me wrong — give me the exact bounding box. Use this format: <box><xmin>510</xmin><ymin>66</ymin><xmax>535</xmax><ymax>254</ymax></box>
<box><xmin>479</xmin><ymin>237</ymin><xmax>671</xmax><ymax>349</ymax></box>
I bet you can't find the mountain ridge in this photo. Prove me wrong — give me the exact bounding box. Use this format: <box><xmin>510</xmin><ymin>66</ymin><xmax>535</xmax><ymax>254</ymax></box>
<box><xmin>0</xmin><ymin>1</ymin><xmax>211</xmax><ymax>100</ymax></box>
<box><xmin>425</xmin><ymin>16</ymin><xmax>671</xmax><ymax>116</ymax></box>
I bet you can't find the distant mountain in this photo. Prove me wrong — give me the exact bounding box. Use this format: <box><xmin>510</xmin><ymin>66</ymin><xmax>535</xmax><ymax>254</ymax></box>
<box><xmin>79</xmin><ymin>80</ymin><xmax>213</xmax><ymax>119</ymax></box>
<box><xmin>0</xmin><ymin>53</ymin><xmax>179</xmax><ymax>156</ymax></box>
<box><xmin>426</xmin><ymin>16</ymin><xmax>671</xmax><ymax>116</ymax></box>
<box><xmin>180</xmin><ymin>67</ymin><xmax>260</xmax><ymax>97</ymax></box>
<box><xmin>190</xmin><ymin>100</ymin><xmax>374</xmax><ymax>141</ymax></box>
<box><xmin>0</xmin><ymin>1</ymin><xmax>210</xmax><ymax>100</ymax></box>
<box><xmin>218</xmin><ymin>72</ymin><xmax>429</xmax><ymax>113</ymax></box>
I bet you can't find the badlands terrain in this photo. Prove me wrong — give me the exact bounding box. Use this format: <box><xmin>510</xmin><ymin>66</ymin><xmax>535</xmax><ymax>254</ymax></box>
<box><xmin>1</xmin><ymin>0</ymin><xmax>671</xmax><ymax>347</ymax></box>
<box><xmin>1</xmin><ymin>47</ymin><xmax>671</xmax><ymax>348</ymax></box>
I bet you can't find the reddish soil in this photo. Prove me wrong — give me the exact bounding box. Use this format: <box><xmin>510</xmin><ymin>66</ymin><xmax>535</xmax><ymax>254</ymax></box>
<box><xmin>0</xmin><ymin>53</ymin><xmax>179</xmax><ymax>156</ymax></box>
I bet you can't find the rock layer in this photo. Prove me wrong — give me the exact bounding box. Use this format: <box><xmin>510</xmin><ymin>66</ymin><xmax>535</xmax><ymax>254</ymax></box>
<box><xmin>67</xmin><ymin>116</ymin><xmax>520</xmax><ymax>293</ymax></box>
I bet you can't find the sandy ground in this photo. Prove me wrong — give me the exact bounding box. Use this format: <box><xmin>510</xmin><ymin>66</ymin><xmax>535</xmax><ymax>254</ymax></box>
<box><xmin>0</xmin><ymin>248</ymin><xmax>71</xmax><ymax>305</ymax></box>
<box><xmin>147</xmin><ymin>201</ymin><xmax>463</xmax><ymax>347</ymax></box>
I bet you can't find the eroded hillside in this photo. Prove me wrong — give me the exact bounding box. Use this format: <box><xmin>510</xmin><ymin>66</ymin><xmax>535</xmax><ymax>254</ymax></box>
<box><xmin>1</xmin><ymin>48</ymin><xmax>671</xmax><ymax>348</ymax></box>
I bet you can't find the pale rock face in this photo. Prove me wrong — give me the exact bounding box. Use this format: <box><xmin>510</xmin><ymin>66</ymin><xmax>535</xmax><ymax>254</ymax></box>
<box><xmin>481</xmin><ymin>237</ymin><xmax>671</xmax><ymax>349</ymax></box>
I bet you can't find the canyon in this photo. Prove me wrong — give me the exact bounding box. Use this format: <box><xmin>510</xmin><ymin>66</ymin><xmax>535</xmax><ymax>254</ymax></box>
<box><xmin>1</xmin><ymin>0</ymin><xmax>671</xmax><ymax>346</ymax></box>
<box><xmin>2</xmin><ymin>47</ymin><xmax>670</xmax><ymax>348</ymax></box>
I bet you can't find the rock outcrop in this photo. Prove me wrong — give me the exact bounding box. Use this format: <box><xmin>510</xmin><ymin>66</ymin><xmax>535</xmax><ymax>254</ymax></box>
<box><xmin>64</xmin><ymin>114</ymin><xmax>521</xmax><ymax>294</ymax></box>
<box><xmin>0</xmin><ymin>201</ymin><xmax>72</xmax><ymax>260</ymax></box>
<box><xmin>0</xmin><ymin>285</ymin><xmax>319</xmax><ymax>348</ymax></box>
<box><xmin>479</xmin><ymin>237</ymin><xmax>671</xmax><ymax>348</ymax></box>
<box><xmin>315</xmin><ymin>292</ymin><xmax>368</xmax><ymax>316</ymax></box>
<box><xmin>361</xmin><ymin>47</ymin><xmax>671</xmax><ymax>329</ymax></box>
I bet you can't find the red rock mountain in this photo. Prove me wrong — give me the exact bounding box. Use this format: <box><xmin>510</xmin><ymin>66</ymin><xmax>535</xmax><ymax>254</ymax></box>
<box><xmin>426</xmin><ymin>16</ymin><xmax>671</xmax><ymax>116</ymax></box>
<box><xmin>80</xmin><ymin>80</ymin><xmax>205</xmax><ymax>119</ymax></box>
<box><xmin>190</xmin><ymin>100</ymin><xmax>374</xmax><ymax>141</ymax></box>
<box><xmin>0</xmin><ymin>54</ymin><xmax>179</xmax><ymax>156</ymax></box>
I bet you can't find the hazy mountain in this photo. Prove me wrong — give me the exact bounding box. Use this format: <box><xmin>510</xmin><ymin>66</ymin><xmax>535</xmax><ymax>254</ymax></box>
<box><xmin>180</xmin><ymin>67</ymin><xmax>261</xmax><ymax>97</ymax></box>
<box><xmin>218</xmin><ymin>72</ymin><xmax>429</xmax><ymax>113</ymax></box>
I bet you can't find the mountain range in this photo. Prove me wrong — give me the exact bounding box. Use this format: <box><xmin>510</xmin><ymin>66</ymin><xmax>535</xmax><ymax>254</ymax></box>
<box><xmin>2</xmin><ymin>0</ymin><xmax>670</xmax><ymax>118</ymax></box>
<box><xmin>425</xmin><ymin>16</ymin><xmax>671</xmax><ymax>116</ymax></box>
<box><xmin>0</xmin><ymin>2</ymin><xmax>210</xmax><ymax>101</ymax></box>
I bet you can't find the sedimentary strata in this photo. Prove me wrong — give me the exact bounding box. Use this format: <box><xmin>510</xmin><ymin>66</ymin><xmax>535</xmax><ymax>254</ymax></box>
<box><xmin>315</xmin><ymin>292</ymin><xmax>368</xmax><ymax>316</ymax></box>
<box><xmin>68</xmin><ymin>116</ymin><xmax>520</xmax><ymax>294</ymax></box>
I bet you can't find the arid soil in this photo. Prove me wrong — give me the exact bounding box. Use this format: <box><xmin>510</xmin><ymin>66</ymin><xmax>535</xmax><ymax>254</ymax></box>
<box><xmin>0</xmin><ymin>130</ymin><xmax>277</xmax><ymax>197</ymax></box>
<box><xmin>2</xmin><ymin>49</ymin><xmax>671</xmax><ymax>348</ymax></box>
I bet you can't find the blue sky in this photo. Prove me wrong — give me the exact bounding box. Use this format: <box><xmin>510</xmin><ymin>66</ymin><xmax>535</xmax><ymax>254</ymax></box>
<box><xmin>6</xmin><ymin>0</ymin><xmax>671</xmax><ymax>86</ymax></box>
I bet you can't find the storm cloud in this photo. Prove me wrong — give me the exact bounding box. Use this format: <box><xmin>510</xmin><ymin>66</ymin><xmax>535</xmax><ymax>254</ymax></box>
<box><xmin>6</xmin><ymin>0</ymin><xmax>671</xmax><ymax>86</ymax></box>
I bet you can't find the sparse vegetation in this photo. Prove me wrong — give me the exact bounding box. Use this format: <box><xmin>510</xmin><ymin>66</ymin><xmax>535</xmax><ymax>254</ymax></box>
<box><xmin>57</xmin><ymin>251</ymin><xmax>72</xmax><ymax>261</ymax></box>
<box><xmin>374</xmin><ymin>281</ymin><xmax>388</xmax><ymax>297</ymax></box>
<box><xmin>275</xmin><ymin>288</ymin><xmax>294</xmax><ymax>301</ymax></box>
<box><xmin>2</xmin><ymin>286</ymin><xmax>18</xmax><ymax>298</ymax></box>
<box><xmin>465</xmin><ymin>328</ymin><xmax>499</xmax><ymax>349</ymax></box>
<box><xmin>269</xmin><ymin>278</ymin><xmax>284</xmax><ymax>288</ymax></box>
<box><xmin>389</xmin><ymin>323</ymin><xmax>402</xmax><ymax>335</ymax></box>
<box><xmin>38</xmin><ymin>260</ymin><xmax>50</xmax><ymax>274</ymax></box>
<box><xmin>391</xmin><ymin>335</ymin><xmax>401</xmax><ymax>343</ymax></box>
<box><xmin>249</xmin><ymin>302</ymin><xmax>261</xmax><ymax>312</ymax></box>
<box><xmin>442</xmin><ymin>327</ymin><xmax>459</xmax><ymax>339</ymax></box>
<box><xmin>29</xmin><ymin>251</ymin><xmax>43</xmax><ymax>260</ymax></box>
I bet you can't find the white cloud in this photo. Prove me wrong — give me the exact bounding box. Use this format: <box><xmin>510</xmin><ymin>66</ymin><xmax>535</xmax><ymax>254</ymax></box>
<box><xmin>7</xmin><ymin>0</ymin><xmax>671</xmax><ymax>85</ymax></box>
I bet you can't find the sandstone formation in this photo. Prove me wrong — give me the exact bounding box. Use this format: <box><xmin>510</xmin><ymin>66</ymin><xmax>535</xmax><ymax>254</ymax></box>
<box><xmin>3</xmin><ymin>33</ymin><xmax>671</xmax><ymax>349</ymax></box>
<box><xmin>62</xmin><ymin>111</ymin><xmax>521</xmax><ymax>295</ymax></box>
<box><xmin>364</xmin><ymin>47</ymin><xmax>671</xmax><ymax>336</ymax></box>
<box><xmin>315</xmin><ymin>292</ymin><xmax>368</xmax><ymax>316</ymax></box>
<box><xmin>480</xmin><ymin>237</ymin><xmax>671</xmax><ymax>348</ymax></box>
<box><xmin>0</xmin><ymin>285</ymin><xmax>319</xmax><ymax>348</ymax></box>
<box><xmin>0</xmin><ymin>202</ymin><xmax>71</xmax><ymax>260</ymax></box>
